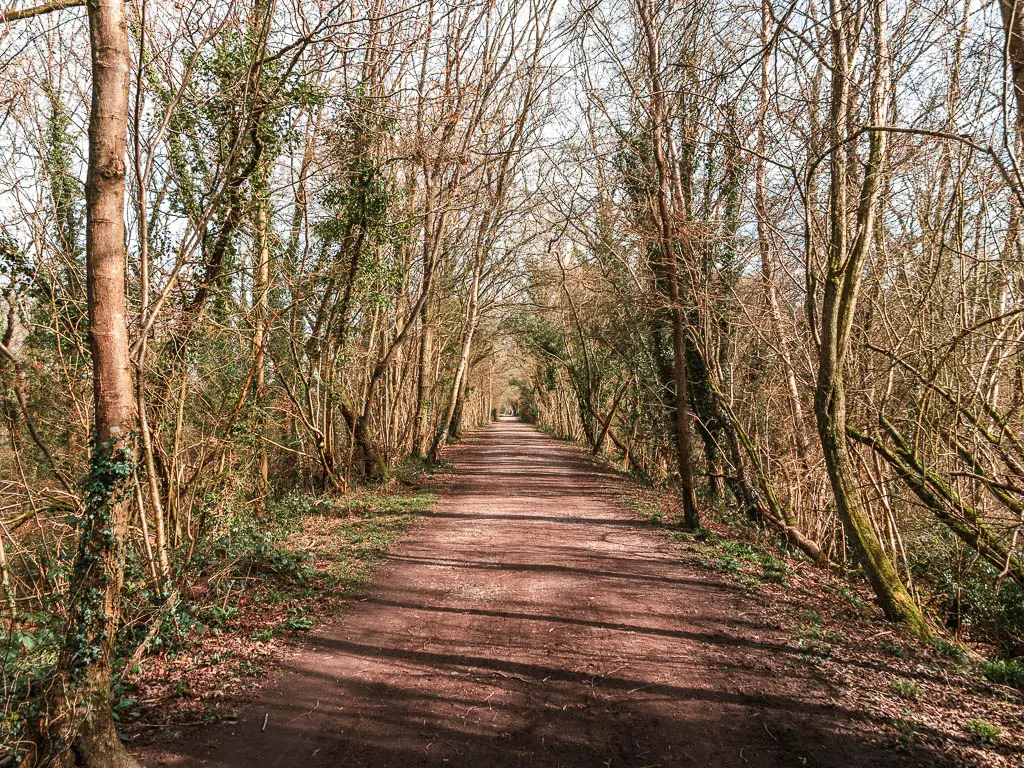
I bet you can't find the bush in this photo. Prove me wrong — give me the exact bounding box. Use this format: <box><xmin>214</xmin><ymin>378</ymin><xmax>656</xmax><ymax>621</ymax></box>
<box><xmin>909</xmin><ymin>531</ymin><xmax>1024</xmax><ymax>654</ymax></box>
<box><xmin>982</xmin><ymin>657</ymin><xmax>1024</xmax><ymax>689</ymax></box>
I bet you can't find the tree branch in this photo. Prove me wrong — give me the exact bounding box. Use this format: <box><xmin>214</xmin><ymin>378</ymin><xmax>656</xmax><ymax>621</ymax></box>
<box><xmin>0</xmin><ymin>0</ymin><xmax>83</xmax><ymax>23</ymax></box>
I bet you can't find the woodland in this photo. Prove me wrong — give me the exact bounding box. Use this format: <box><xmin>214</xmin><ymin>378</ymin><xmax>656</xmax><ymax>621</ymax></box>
<box><xmin>2</xmin><ymin>0</ymin><xmax>1024</xmax><ymax>764</ymax></box>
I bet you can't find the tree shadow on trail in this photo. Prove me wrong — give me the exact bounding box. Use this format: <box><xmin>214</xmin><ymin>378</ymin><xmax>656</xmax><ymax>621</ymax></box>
<box><xmin>386</xmin><ymin>553</ymin><xmax>743</xmax><ymax>590</ymax></box>
<box><xmin>134</xmin><ymin>421</ymin><xmax>1000</xmax><ymax>768</ymax></box>
<box><xmin>140</xmin><ymin>628</ymin><xmax>975</xmax><ymax>768</ymax></box>
<box><xmin>422</xmin><ymin>510</ymin><xmax>654</xmax><ymax>528</ymax></box>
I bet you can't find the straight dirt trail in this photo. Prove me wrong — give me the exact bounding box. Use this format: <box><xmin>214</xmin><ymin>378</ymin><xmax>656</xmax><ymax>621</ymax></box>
<box><xmin>139</xmin><ymin>418</ymin><xmax>945</xmax><ymax>767</ymax></box>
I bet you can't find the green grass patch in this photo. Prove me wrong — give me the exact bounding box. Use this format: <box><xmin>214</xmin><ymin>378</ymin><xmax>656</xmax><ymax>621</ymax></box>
<box><xmin>316</xmin><ymin>490</ymin><xmax>436</xmax><ymax>594</ymax></box>
<box><xmin>964</xmin><ymin>719</ymin><xmax>1001</xmax><ymax>744</ymax></box>
<box><xmin>891</xmin><ymin>717</ymin><xmax>922</xmax><ymax>741</ymax></box>
<box><xmin>882</xmin><ymin>641</ymin><xmax>908</xmax><ymax>659</ymax></box>
<box><xmin>683</xmin><ymin>528</ymin><xmax>793</xmax><ymax>587</ymax></box>
<box><xmin>890</xmin><ymin>680</ymin><xmax>922</xmax><ymax>699</ymax></box>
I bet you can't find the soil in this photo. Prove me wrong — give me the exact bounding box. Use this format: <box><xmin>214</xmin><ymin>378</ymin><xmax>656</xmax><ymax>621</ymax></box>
<box><xmin>135</xmin><ymin>418</ymin><xmax>979</xmax><ymax>767</ymax></box>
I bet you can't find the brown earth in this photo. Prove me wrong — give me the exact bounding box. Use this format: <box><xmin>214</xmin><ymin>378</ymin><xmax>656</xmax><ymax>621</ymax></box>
<box><xmin>136</xmin><ymin>418</ymin><xmax>962</xmax><ymax>767</ymax></box>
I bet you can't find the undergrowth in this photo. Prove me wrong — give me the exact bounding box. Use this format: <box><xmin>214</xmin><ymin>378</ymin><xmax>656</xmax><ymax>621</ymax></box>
<box><xmin>1</xmin><ymin>478</ymin><xmax>436</xmax><ymax>757</ymax></box>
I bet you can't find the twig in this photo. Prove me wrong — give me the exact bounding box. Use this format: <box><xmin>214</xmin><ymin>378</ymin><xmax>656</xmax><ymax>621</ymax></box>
<box><xmin>286</xmin><ymin>700</ymin><xmax>320</xmax><ymax>725</ymax></box>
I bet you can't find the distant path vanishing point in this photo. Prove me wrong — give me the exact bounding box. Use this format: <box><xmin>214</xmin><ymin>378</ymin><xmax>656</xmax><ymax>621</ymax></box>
<box><xmin>138</xmin><ymin>418</ymin><xmax>945</xmax><ymax>768</ymax></box>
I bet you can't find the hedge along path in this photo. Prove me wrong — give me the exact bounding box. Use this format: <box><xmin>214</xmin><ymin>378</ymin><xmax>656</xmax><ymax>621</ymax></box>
<box><xmin>137</xmin><ymin>418</ymin><xmax>946</xmax><ymax>767</ymax></box>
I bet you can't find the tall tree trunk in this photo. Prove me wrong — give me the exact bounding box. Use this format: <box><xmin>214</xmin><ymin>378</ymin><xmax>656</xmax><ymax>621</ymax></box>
<box><xmin>1000</xmin><ymin>0</ymin><xmax>1024</xmax><ymax>144</ymax></box>
<box><xmin>410</xmin><ymin>301</ymin><xmax>433</xmax><ymax>458</ymax></box>
<box><xmin>636</xmin><ymin>0</ymin><xmax>700</xmax><ymax>529</ymax></box>
<box><xmin>685</xmin><ymin>338</ymin><xmax>725</xmax><ymax>499</ymax></box>
<box><xmin>812</xmin><ymin>0</ymin><xmax>928</xmax><ymax>637</ymax></box>
<box><xmin>253</xmin><ymin>180</ymin><xmax>272</xmax><ymax>489</ymax></box>
<box><xmin>431</xmin><ymin>253</ymin><xmax>482</xmax><ymax>459</ymax></box>
<box><xmin>38</xmin><ymin>0</ymin><xmax>141</xmax><ymax>763</ymax></box>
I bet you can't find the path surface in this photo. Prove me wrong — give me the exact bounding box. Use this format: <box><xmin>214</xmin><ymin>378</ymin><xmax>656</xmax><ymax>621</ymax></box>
<box><xmin>140</xmin><ymin>419</ymin><xmax>942</xmax><ymax>767</ymax></box>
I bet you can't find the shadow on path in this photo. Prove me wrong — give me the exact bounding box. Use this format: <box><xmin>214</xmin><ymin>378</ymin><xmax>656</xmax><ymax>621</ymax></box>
<box><xmin>136</xmin><ymin>418</ymin><xmax>956</xmax><ymax>768</ymax></box>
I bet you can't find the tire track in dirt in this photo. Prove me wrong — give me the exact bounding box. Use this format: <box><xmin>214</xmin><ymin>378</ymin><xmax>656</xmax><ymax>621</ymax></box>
<box><xmin>138</xmin><ymin>418</ymin><xmax>949</xmax><ymax>767</ymax></box>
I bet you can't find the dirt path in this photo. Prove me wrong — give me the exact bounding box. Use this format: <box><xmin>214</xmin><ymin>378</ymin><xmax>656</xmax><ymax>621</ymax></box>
<box><xmin>139</xmin><ymin>419</ymin><xmax>946</xmax><ymax>767</ymax></box>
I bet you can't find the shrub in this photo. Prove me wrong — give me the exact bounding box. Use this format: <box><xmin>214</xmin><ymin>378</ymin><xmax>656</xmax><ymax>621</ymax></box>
<box><xmin>982</xmin><ymin>657</ymin><xmax>1024</xmax><ymax>689</ymax></box>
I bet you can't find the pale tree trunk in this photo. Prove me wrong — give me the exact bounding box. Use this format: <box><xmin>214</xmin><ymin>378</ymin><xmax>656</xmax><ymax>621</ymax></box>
<box><xmin>132</xmin><ymin>6</ymin><xmax>170</xmax><ymax>588</ymax></box>
<box><xmin>485</xmin><ymin>355</ymin><xmax>493</xmax><ymax>421</ymax></box>
<box><xmin>37</xmin><ymin>0</ymin><xmax>142</xmax><ymax>763</ymax></box>
<box><xmin>354</xmin><ymin>248</ymin><xmax>437</xmax><ymax>480</ymax></box>
<box><xmin>250</xmin><ymin>0</ymin><xmax>275</xmax><ymax>491</ymax></box>
<box><xmin>431</xmin><ymin>252</ymin><xmax>482</xmax><ymax>459</ymax></box>
<box><xmin>253</xmin><ymin>183</ymin><xmax>271</xmax><ymax>487</ymax></box>
<box><xmin>410</xmin><ymin>304</ymin><xmax>433</xmax><ymax>458</ymax></box>
<box><xmin>812</xmin><ymin>0</ymin><xmax>929</xmax><ymax>637</ymax></box>
<box><xmin>410</xmin><ymin>186</ymin><xmax>438</xmax><ymax>460</ymax></box>
<box><xmin>409</xmin><ymin>5</ymin><xmax>436</xmax><ymax>460</ymax></box>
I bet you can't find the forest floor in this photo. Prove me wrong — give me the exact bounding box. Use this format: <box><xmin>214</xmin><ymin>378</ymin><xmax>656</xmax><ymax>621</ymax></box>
<box><xmin>131</xmin><ymin>418</ymin><xmax>1024</xmax><ymax>768</ymax></box>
